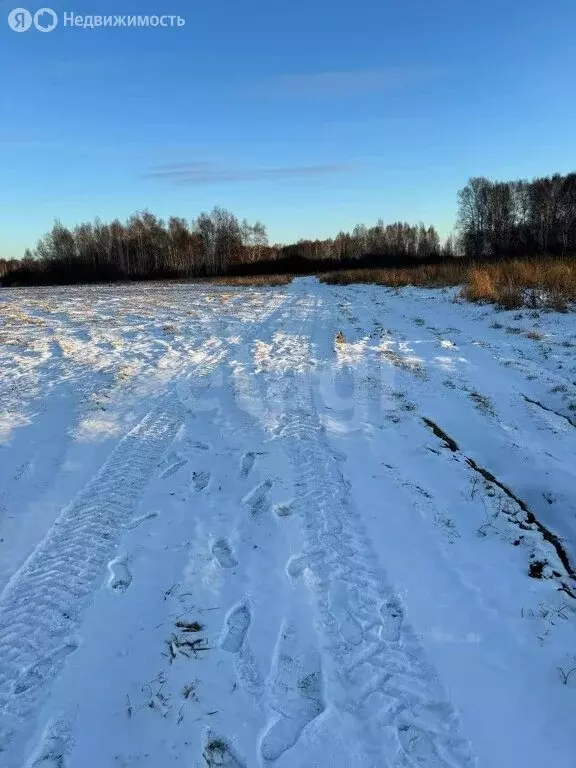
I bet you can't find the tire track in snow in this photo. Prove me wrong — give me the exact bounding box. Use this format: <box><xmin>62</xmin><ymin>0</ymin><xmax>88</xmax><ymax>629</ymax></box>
<box><xmin>0</xmin><ymin>285</ymin><xmax>293</xmax><ymax>764</ymax></box>
<box><xmin>263</xmin><ymin>287</ymin><xmax>474</xmax><ymax>767</ymax></box>
<box><xmin>0</xmin><ymin>397</ymin><xmax>183</xmax><ymax>761</ymax></box>
<box><xmin>276</xmin><ymin>381</ymin><xmax>474</xmax><ymax>767</ymax></box>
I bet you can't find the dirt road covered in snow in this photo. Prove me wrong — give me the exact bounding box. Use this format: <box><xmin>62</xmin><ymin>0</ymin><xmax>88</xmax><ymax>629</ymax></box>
<box><xmin>1</xmin><ymin>278</ymin><xmax>575</xmax><ymax>768</ymax></box>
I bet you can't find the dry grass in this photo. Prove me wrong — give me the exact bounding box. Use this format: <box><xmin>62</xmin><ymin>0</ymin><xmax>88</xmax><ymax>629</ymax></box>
<box><xmin>321</xmin><ymin>262</ymin><xmax>468</xmax><ymax>289</ymax></box>
<box><xmin>211</xmin><ymin>274</ymin><xmax>293</xmax><ymax>287</ymax></box>
<box><xmin>461</xmin><ymin>259</ymin><xmax>576</xmax><ymax>311</ymax></box>
<box><xmin>320</xmin><ymin>258</ymin><xmax>576</xmax><ymax>311</ymax></box>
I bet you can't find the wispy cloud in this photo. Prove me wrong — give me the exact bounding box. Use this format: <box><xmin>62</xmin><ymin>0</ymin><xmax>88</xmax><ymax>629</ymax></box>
<box><xmin>268</xmin><ymin>68</ymin><xmax>433</xmax><ymax>97</ymax></box>
<box><xmin>144</xmin><ymin>162</ymin><xmax>357</xmax><ymax>185</ymax></box>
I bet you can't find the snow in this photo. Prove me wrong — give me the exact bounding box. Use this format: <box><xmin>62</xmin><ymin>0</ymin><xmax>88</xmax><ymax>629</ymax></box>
<box><xmin>0</xmin><ymin>278</ymin><xmax>575</xmax><ymax>768</ymax></box>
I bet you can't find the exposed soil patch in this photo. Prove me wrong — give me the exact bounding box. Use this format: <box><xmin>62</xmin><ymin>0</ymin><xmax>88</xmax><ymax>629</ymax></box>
<box><xmin>422</xmin><ymin>417</ymin><xmax>576</xmax><ymax>597</ymax></box>
<box><xmin>522</xmin><ymin>394</ymin><xmax>576</xmax><ymax>429</ymax></box>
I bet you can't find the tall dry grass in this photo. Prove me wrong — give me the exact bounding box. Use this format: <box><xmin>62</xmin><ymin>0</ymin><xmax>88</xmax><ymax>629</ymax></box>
<box><xmin>461</xmin><ymin>259</ymin><xmax>576</xmax><ymax>310</ymax></box>
<box><xmin>321</xmin><ymin>262</ymin><xmax>468</xmax><ymax>288</ymax></box>
<box><xmin>321</xmin><ymin>258</ymin><xmax>576</xmax><ymax>311</ymax></box>
<box><xmin>205</xmin><ymin>274</ymin><xmax>293</xmax><ymax>287</ymax></box>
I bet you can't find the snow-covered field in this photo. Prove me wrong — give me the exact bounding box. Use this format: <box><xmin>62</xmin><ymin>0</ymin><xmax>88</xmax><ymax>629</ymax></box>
<box><xmin>1</xmin><ymin>277</ymin><xmax>575</xmax><ymax>768</ymax></box>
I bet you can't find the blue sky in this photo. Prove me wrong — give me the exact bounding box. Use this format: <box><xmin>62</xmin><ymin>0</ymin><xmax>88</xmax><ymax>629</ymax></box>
<box><xmin>1</xmin><ymin>0</ymin><xmax>575</xmax><ymax>258</ymax></box>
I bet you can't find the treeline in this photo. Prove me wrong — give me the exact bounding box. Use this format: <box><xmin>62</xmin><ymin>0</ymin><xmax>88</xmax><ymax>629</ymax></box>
<box><xmin>0</xmin><ymin>258</ymin><xmax>21</xmax><ymax>279</ymax></box>
<box><xmin>7</xmin><ymin>210</ymin><xmax>271</xmax><ymax>283</ymax></box>
<box><xmin>458</xmin><ymin>172</ymin><xmax>576</xmax><ymax>259</ymax></box>
<box><xmin>282</xmin><ymin>222</ymin><xmax>446</xmax><ymax>263</ymax></box>
<box><xmin>2</xmin><ymin>170</ymin><xmax>575</xmax><ymax>286</ymax></box>
<box><xmin>2</xmin><ymin>209</ymin><xmax>447</xmax><ymax>285</ymax></box>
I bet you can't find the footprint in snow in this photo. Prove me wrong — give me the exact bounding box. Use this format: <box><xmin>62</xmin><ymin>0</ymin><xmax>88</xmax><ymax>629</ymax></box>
<box><xmin>220</xmin><ymin>603</ymin><xmax>251</xmax><ymax>653</ymax></box>
<box><xmin>329</xmin><ymin>579</ymin><xmax>364</xmax><ymax>646</ymax></box>
<box><xmin>192</xmin><ymin>471</ymin><xmax>211</xmax><ymax>491</ymax></box>
<box><xmin>15</xmin><ymin>460</ymin><xmax>33</xmax><ymax>481</ymax></box>
<box><xmin>242</xmin><ymin>480</ymin><xmax>272</xmax><ymax>516</ymax></box>
<box><xmin>286</xmin><ymin>553</ymin><xmax>316</xmax><ymax>581</ymax></box>
<box><xmin>239</xmin><ymin>451</ymin><xmax>256</xmax><ymax>479</ymax></box>
<box><xmin>108</xmin><ymin>556</ymin><xmax>133</xmax><ymax>593</ymax></box>
<box><xmin>274</xmin><ymin>501</ymin><xmax>294</xmax><ymax>518</ymax></box>
<box><xmin>380</xmin><ymin>595</ymin><xmax>404</xmax><ymax>642</ymax></box>
<box><xmin>260</xmin><ymin>621</ymin><xmax>325</xmax><ymax>762</ymax></box>
<box><xmin>202</xmin><ymin>731</ymin><xmax>245</xmax><ymax>768</ymax></box>
<box><xmin>211</xmin><ymin>538</ymin><xmax>238</xmax><ymax>568</ymax></box>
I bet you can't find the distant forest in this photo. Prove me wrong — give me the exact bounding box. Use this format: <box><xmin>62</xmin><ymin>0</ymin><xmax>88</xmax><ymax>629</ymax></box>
<box><xmin>1</xmin><ymin>171</ymin><xmax>575</xmax><ymax>285</ymax></box>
